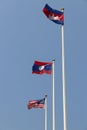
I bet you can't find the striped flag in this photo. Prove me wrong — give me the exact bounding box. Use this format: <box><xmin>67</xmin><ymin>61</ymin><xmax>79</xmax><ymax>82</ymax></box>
<box><xmin>32</xmin><ymin>61</ymin><xmax>52</xmax><ymax>74</ymax></box>
<box><xmin>27</xmin><ymin>98</ymin><xmax>45</xmax><ymax>109</ymax></box>
<box><xmin>43</xmin><ymin>4</ymin><xmax>64</xmax><ymax>25</ymax></box>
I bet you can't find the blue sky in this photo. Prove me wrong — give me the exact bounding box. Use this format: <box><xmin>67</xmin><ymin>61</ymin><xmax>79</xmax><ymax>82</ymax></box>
<box><xmin>0</xmin><ymin>0</ymin><xmax>87</xmax><ymax>130</ymax></box>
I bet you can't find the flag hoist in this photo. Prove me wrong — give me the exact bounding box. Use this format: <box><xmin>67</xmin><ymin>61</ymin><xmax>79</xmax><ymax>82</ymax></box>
<box><xmin>43</xmin><ymin>4</ymin><xmax>67</xmax><ymax>130</ymax></box>
<box><xmin>27</xmin><ymin>95</ymin><xmax>48</xmax><ymax>130</ymax></box>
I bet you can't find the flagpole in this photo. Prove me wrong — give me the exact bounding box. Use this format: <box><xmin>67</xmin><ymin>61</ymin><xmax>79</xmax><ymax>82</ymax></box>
<box><xmin>52</xmin><ymin>60</ymin><xmax>55</xmax><ymax>130</ymax></box>
<box><xmin>45</xmin><ymin>95</ymin><xmax>47</xmax><ymax>130</ymax></box>
<box><xmin>61</xmin><ymin>9</ymin><xmax>67</xmax><ymax>130</ymax></box>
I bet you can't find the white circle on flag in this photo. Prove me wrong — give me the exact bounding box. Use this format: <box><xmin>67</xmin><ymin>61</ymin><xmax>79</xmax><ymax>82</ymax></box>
<box><xmin>39</xmin><ymin>66</ymin><xmax>45</xmax><ymax>71</ymax></box>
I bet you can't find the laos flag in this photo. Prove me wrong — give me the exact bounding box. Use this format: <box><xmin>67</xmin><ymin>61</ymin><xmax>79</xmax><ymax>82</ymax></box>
<box><xmin>43</xmin><ymin>4</ymin><xmax>64</xmax><ymax>25</ymax></box>
<box><xmin>32</xmin><ymin>61</ymin><xmax>52</xmax><ymax>74</ymax></box>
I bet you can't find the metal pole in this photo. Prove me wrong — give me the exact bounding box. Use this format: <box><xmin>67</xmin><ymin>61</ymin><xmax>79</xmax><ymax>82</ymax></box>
<box><xmin>45</xmin><ymin>95</ymin><xmax>47</xmax><ymax>130</ymax></box>
<box><xmin>52</xmin><ymin>60</ymin><xmax>56</xmax><ymax>130</ymax></box>
<box><xmin>61</xmin><ymin>23</ymin><xmax>67</xmax><ymax>130</ymax></box>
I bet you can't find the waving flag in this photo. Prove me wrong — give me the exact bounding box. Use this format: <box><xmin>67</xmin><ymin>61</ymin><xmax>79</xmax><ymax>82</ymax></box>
<box><xmin>43</xmin><ymin>4</ymin><xmax>64</xmax><ymax>25</ymax></box>
<box><xmin>27</xmin><ymin>98</ymin><xmax>45</xmax><ymax>109</ymax></box>
<box><xmin>32</xmin><ymin>61</ymin><xmax>52</xmax><ymax>74</ymax></box>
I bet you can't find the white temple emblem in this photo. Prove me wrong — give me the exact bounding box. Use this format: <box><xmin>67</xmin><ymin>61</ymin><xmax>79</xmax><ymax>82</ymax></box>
<box><xmin>49</xmin><ymin>14</ymin><xmax>60</xmax><ymax>20</ymax></box>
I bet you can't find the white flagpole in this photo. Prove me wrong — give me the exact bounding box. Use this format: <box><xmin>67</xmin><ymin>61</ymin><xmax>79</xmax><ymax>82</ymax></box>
<box><xmin>52</xmin><ymin>60</ymin><xmax>55</xmax><ymax>130</ymax></box>
<box><xmin>61</xmin><ymin>9</ymin><xmax>67</xmax><ymax>130</ymax></box>
<box><xmin>45</xmin><ymin>95</ymin><xmax>47</xmax><ymax>130</ymax></box>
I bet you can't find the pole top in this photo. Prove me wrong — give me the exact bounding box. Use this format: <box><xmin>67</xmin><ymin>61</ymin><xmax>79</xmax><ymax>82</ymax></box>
<box><xmin>52</xmin><ymin>59</ymin><xmax>55</xmax><ymax>62</ymax></box>
<box><xmin>45</xmin><ymin>95</ymin><xmax>47</xmax><ymax>98</ymax></box>
<box><xmin>61</xmin><ymin>8</ymin><xmax>64</xmax><ymax>12</ymax></box>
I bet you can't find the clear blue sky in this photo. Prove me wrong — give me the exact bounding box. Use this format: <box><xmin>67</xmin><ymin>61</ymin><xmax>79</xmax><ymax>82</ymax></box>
<box><xmin>0</xmin><ymin>0</ymin><xmax>87</xmax><ymax>130</ymax></box>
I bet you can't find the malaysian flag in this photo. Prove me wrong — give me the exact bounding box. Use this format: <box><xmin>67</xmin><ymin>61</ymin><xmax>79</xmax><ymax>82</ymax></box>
<box><xmin>27</xmin><ymin>98</ymin><xmax>45</xmax><ymax>109</ymax></box>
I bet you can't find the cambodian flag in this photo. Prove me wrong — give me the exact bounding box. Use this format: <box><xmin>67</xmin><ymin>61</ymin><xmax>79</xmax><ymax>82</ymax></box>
<box><xmin>43</xmin><ymin>4</ymin><xmax>64</xmax><ymax>25</ymax></box>
<box><xmin>32</xmin><ymin>61</ymin><xmax>52</xmax><ymax>74</ymax></box>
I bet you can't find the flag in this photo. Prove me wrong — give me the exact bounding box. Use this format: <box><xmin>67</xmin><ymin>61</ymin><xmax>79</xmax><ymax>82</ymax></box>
<box><xmin>43</xmin><ymin>4</ymin><xmax>64</xmax><ymax>25</ymax></box>
<box><xmin>32</xmin><ymin>61</ymin><xmax>52</xmax><ymax>74</ymax></box>
<box><xmin>27</xmin><ymin>98</ymin><xmax>45</xmax><ymax>109</ymax></box>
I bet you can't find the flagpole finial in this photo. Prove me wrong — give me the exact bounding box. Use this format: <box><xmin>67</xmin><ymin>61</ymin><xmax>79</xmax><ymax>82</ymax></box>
<box><xmin>45</xmin><ymin>94</ymin><xmax>47</xmax><ymax>99</ymax></box>
<box><xmin>45</xmin><ymin>95</ymin><xmax>47</xmax><ymax>98</ymax></box>
<box><xmin>61</xmin><ymin>8</ymin><xmax>64</xmax><ymax>12</ymax></box>
<box><xmin>52</xmin><ymin>59</ymin><xmax>55</xmax><ymax>62</ymax></box>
